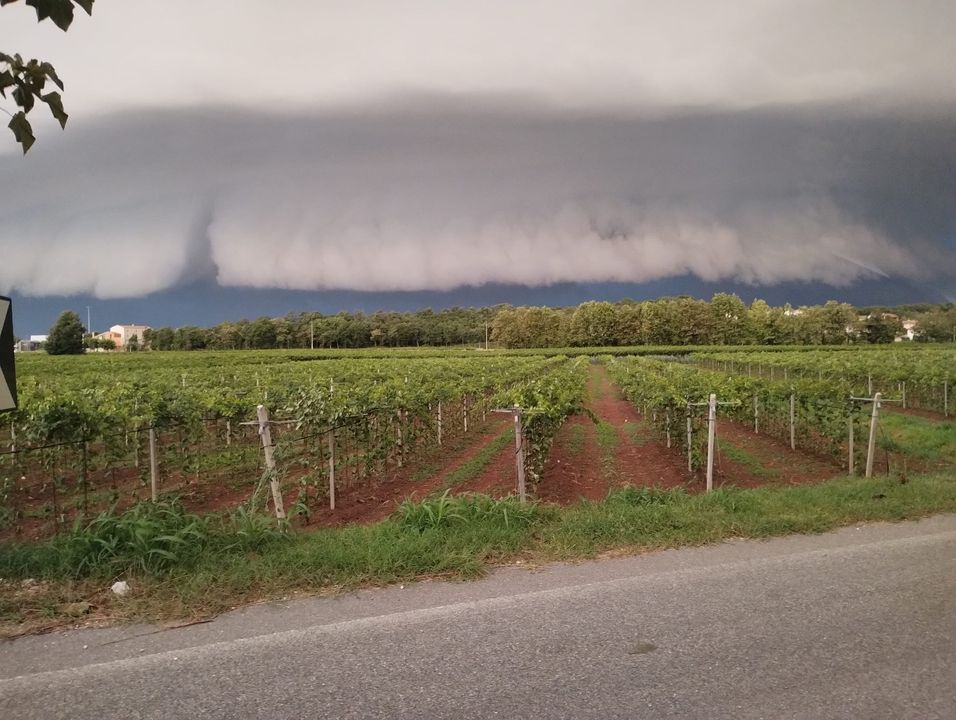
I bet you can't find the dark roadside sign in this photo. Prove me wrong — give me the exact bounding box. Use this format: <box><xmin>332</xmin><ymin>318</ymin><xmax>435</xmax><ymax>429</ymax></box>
<box><xmin>0</xmin><ymin>296</ymin><xmax>16</xmax><ymax>413</ymax></box>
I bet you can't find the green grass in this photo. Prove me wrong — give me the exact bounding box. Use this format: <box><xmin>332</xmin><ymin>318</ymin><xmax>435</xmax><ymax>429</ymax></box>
<box><xmin>409</xmin><ymin>424</ymin><xmax>509</xmax><ymax>482</ymax></box>
<box><xmin>595</xmin><ymin>421</ymin><xmax>619</xmax><ymax>481</ymax></box>
<box><xmin>541</xmin><ymin>472</ymin><xmax>956</xmax><ymax>556</ymax></box>
<box><xmin>717</xmin><ymin>438</ymin><xmax>779</xmax><ymax>478</ymax></box>
<box><xmin>440</xmin><ymin>427</ymin><xmax>514</xmax><ymax>489</ymax></box>
<box><xmin>595</xmin><ymin>421</ymin><xmax>618</xmax><ymax>452</ymax></box>
<box><xmin>562</xmin><ymin>423</ymin><xmax>586</xmax><ymax>454</ymax></box>
<box><xmin>621</xmin><ymin>419</ymin><xmax>653</xmax><ymax>447</ymax></box>
<box><xmin>879</xmin><ymin>413</ymin><xmax>956</xmax><ymax>463</ymax></box>
<box><xmin>2</xmin><ymin>472</ymin><xmax>955</xmax><ymax>635</ymax></box>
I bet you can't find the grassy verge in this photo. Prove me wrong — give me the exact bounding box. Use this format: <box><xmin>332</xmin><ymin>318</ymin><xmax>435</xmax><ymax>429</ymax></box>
<box><xmin>2</xmin><ymin>472</ymin><xmax>955</xmax><ymax>637</ymax></box>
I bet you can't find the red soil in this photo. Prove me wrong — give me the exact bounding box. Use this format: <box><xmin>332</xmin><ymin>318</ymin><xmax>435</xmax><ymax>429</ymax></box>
<box><xmin>537</xmin><ymin>414</ymin><xmax>608</xmax><ymax>504</ymax></box>
<box><xmin>709</xmin><ymin>419</ymin><xmax>842</xmax><ymax>489</ymax></box>
<box><xmin>301</xmin><ymin>415</ymin><xmax>513</xmax><ymax>527</ymax></box>
<box><xmin>453</xmin><ymin>438</ymin><xmax>520</xmax><ymax>498</ymax></box>
<box><xmin>539</xmin><ymin>365</ymin><xmax>694</xmax><ymax>504</ymax></box>
<box><xmin>538</xmin><ymin>364</ymin><xmax>847</xmax><ymax>504</ymax></box>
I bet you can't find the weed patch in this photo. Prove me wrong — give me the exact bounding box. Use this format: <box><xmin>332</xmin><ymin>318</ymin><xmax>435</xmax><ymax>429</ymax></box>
<box><xmin>717</xmin><ymin>438</ymin><xmax>779</xmax><ymax>478</ymax></box>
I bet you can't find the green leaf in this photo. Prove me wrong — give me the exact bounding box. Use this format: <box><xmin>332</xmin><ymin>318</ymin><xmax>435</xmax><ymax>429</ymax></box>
<box><xmin>12</xmin><ymin>82</ymin><xmax>35</xmax><ymax>112</ymax></box>
<box><xmin>0</xmin><ymin>69</ymin><xmax>14</xmax><ymax>96</ymax></box>
<box><xmin>40</xmin><ymin>61</ymin><xmax>64</xmax><ymax>90</ymax></box>
<box><xmin>41</xmin><ymin>90</ymin><xmax>67</xmax><ymax>128</ymax></box>
<box><xmin>26</xmin><ymin>0</ymin><xmax>76</xmax><ymax>31</ymax></box>
<box><xmin>74</xmin><ymin>0</ymin><xmax>94</xmax><ymax>15</ymax></box>
<box><xmin>8</xmin><ymin>111</ymin><xmax>35</xmax><ymax>153</ymax></box>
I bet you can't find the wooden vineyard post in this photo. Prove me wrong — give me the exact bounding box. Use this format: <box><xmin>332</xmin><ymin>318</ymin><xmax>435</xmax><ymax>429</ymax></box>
<box><xmin>847</xmin><ymin>410</ymin><xmax>854</xmax><ymax>476</ymax></box>
<box><xmin>865</xmin><ymin>393</ymin><xmax>881</xmax><ymax>478</ymax></box>
<box><xmin>437</xmin><ymin>401</ymin><xmax>443</xmax><ymax>446</ymax></box>
<box><xmin>665</xmin><ymin>409</ymin><xmax>671</xmax><ymax>448</ymax></box>
<box><xmin>327</xmin><ymin>429</ymin><xmax>336</xmax><ymax>511</ymax></box>
<box><xmin>148</xmin><ymin>427</ymin><xmax>159</xmax><ymax>501</ymax></box>
<box><xmin>789</xmin><ymin>393</ymin><xmax>796</xmax><ymax>451</ymax></box>
<box><xmin>705</xmin><ymin>394</ymin><xmax>716</xmax><ymax>492</ymax></box>
<box><xmin>945</xmin><ymin>381</ymin><xmax>949</xmax><ymax>417</ymax></box>
<box><xmin>686</xmin><ymin>404</ymin><xmax>692</xmax><ymax>473</ymax></box>
<box><xmin>463</xmin><ymin>397</ymin><xmax>469</xmax><ymax>433</ymax></box>
<box><xmin>514</xmin><ymin>409</ymin><xmax>526</xmax><ymax>503</ymax></box>
<box><xmin>395</xmin><ymin>410</ymin><xmax>404</xmax><ymax>468</ymax></box>
<box><xmin>256</xmin><ymin>405</ymin><xmax>286</xmax><ymax>520</ymax></box>
<box><xmin>867</xmin><ymin>374</ymin><xmax>873</xmax><ymax>396</ymax></box>
<box><xmin>753</xmin><ymin>394</ymin><xmax>759</xmax><ymax>434</ymax></box>
<box><xmin>901</xmin><ymin>381</ymin><xmax>907</xmax><ymax>410</ymax></box>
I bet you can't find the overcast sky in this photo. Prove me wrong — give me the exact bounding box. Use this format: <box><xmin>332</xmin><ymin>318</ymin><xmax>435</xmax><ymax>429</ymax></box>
<box><xmin>2</xmin><ymin>1</ymin><xmax>955</xmax><ymax>330</ymax></box>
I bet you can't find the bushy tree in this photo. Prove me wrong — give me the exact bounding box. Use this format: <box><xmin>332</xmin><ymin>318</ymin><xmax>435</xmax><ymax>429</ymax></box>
<box><xmin>46</xmin><ymin>310</ymin><xmax>85</xmax><ymax>354</ymax></box>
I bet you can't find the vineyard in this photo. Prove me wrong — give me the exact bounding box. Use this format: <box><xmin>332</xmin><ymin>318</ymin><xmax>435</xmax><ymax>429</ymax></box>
<box><xmin>1</xmin><ymin>345</ymin><xmax>954</xmax><ymax>539</ymax></box>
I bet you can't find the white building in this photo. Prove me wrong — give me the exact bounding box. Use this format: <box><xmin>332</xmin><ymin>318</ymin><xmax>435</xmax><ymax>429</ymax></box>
<box><xmin>897</xmin><ymin>319</ymin><xmax>918</xmax><ymax>342</ymax></box>
<box><xmin>99</xmin><ymin>324</ymin><xmax>150</xmax><ymax>349</ymax></box>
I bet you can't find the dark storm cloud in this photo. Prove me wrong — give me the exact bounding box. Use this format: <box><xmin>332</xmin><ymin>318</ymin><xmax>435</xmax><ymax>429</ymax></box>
<box><xmin>1</xmin><ymin>101</ymin><xmax>954</xmax><ymax>299</ymax></box>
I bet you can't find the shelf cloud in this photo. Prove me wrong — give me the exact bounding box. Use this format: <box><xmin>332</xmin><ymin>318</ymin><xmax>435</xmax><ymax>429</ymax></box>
<box><xmin>1</xmin><ymin>104</ymin><xmax>954</xmax><ymax>299</ymax></box>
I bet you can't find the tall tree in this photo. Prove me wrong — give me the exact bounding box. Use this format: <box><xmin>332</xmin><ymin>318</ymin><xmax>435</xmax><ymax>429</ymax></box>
<box><xmin>46</xmin><ymin>309</ymin><xmax>85</xmax><ymax>354</ymax></box>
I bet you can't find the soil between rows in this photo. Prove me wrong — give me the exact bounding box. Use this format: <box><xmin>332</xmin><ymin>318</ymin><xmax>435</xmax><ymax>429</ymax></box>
<box><xmin>539</xmin><ymin>364</ymin><xmax>843</xmax><ymax>499</ymax></box>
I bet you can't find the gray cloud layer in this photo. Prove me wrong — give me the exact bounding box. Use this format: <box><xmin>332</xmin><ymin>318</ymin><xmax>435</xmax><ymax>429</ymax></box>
<box><xmin>1</xmin><ymin>104</ymin><xmax>954</xmax><ymax>299</ymax></box>
<box><xmin>3</xmin><ymin>1</ymin><xmax>955</xmax><ymax>115</ymax></box>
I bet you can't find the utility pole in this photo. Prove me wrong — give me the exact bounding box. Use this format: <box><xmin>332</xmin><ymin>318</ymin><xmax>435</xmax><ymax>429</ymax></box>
<box><xmin>484</xmin><ymin>322</ymin><xmax>489</xmax><ymax>350</ymax></box>
<box><xmin>86</xmin><ymin>305</ymin><xmax>91</xmax><ymax>335</ymax></box>
<box><xmin>310</xmin><ymin>319</ymin><xmax>315</xmax><ymax>350</ymax></box>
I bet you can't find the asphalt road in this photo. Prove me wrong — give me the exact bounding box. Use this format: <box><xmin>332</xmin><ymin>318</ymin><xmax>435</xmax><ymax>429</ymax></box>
<box><xmin>2</xmin><ymin>515</ymin><xmax>955</xmax><ymax>719</ymax></box>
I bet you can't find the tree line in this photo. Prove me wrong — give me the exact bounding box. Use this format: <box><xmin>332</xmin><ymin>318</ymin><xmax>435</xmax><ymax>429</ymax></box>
<box><xmin>37</xmin><ymin>296</ymin><xmax>955</xmax><ymax>355</ymax></box>
<box><xmin>136</xmin><ymin>295</ymin><xmax>955</xmax><ymax>352</ymax></box>
<box><xmin>142</xmin><ymin>308</ymin><xmax>498</xmax><ymax>351</ymax></box>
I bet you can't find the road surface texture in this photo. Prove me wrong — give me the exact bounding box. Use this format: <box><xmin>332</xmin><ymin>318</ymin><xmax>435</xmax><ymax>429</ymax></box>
<box><xmin>2</xmin><ymin>515</ymin><xmax>954</xmax><ymax>719</ymax></box>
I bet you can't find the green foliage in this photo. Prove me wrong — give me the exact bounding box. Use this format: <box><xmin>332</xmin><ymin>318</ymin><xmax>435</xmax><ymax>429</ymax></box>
<box><xmin>1</xmin><ymin>0</ymin><xmax>95</xmax><ymax>153</ymax></box>
<box><xmin>694</xmin><ymin>347</ymin><xmax>956</xmax><ymax>414</ymax></box>
<box><xmin>396</xmin><ymin>490</ymin><xmax>542</xmax><ymax>532</ymax></box>
<box><xmin>219</xmin><ymin>505</ymin><xmax>290</xmax><ymax>552</ymax></box>
<box><xmin>45</xmin><ymin>310</ymin><xmax>85</xmax><ymax>355</ymax></box>
<box><xmin>606</xmin><ymin>354</ymin><xmax>860</xmax><ymax>468</ymax></box>
<box><xmin>605</xmin><ymin>484</ymin><xmax>683</xmax><ymax>507</ymax></box>
<box><xmin>0</xmin><ymin>500</ymin><xmax>287</xmax><ymax>579</ymax></box>
<box><xmin>494</xmin><ymin>357</ymin><xmax>589</xmax><ymax>484</ymax></box>
<box><xmin>877</xmin><ymin>413</ymin><xmax>956</xmax><ymax>464</ymax></box>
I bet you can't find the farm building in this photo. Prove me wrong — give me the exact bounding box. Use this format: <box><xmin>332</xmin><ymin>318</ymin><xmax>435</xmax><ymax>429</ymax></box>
<box><xmin>95</xmin><ymin>324</ymin><xmax>151</xmax><ymax>350</ymax></box>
